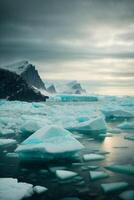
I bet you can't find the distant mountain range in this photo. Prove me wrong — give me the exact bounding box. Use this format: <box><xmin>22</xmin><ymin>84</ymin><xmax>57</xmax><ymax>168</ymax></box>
<box><xmin>0</xmin><ymin>61</ymin><xmax>48</xmax><ymax>102</ymax></box>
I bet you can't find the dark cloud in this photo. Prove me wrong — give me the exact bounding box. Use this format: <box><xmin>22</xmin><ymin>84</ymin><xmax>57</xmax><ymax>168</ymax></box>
<box><xmin>0</xmin><ymin>0</ymin><xmax>134</xmax><ymax>80</ymax></box>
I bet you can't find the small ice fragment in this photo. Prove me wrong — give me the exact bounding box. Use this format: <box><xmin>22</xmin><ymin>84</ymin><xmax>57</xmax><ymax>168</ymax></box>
<box><xmin>0</xmin><ymin>178</ymin><xmax>33</xmax><ymax>200</ymax></box>
<box><xmin>118</xmin><ymin>122</ymin><xmax>134</xmax><ymax>130</ymax></box>
<box><xmin>83</xmin><ymin>153</ymin><xmax>105</xmax><ymax>161</ymax></box>
<box><xmin>108</xmin><ymin>128</ymin><xmax>122</xmax><ymax>134</ymax></box>
<box><xmin>56</xmin><ymin>170</ymin><xmax>78</xmax><ymax>180</ymax></box>
<box><xmin>106</xmin><ymin>164</ymin><xmax>134</xmax><ymax>175</ymax></box>
<box><xmin>6</xmin><ymin>152</ymin><xmax>19</xmax><ymax>158</ymax></box>
<box><xmin>90</xmin><ymin>171</ymin><xmax>109</xmax><ymax>180</ymax></box>
<box><xmin>119</xmin><ymin>190</ymin><xmax>134</xmax><ymax>200</ymax></box>
<box><xmin>20</xmin><ymin>121</ymin><xmax>42</xmax><ymax>134</ymax></box>
<box><xmin>88</xmin><ymin>165</ymin><xmax>99</xmax><ymax>170</ymax></box>
<box><xmin>33</xmin><ymin>186</ymin><xmax>48</xmax><ymax>194</ymax></box>
<box><xmin>124</xmin><ymin>136</ymin><xmax>134</xmax><ymax>141</ymax></box>
<box><xmin>101</xmin><ymin>182</ymin><xmax>128</xmax><ymax>193</ymax></box>
<box><xmin>49</xmin><ymin>166</ymin><xmax>66</xmax><ymax>173</ymax></box>
<box><xmin>0</xmin><ymin>139</ymin><xmax>17</xmax><ymax>148</ymax></box>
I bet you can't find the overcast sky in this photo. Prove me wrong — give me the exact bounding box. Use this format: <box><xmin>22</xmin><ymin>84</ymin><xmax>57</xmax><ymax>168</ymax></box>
<box><xmin>0</xmin><ymin>0</ymin><xmax>134</xmax><ymax>84</ymax></box>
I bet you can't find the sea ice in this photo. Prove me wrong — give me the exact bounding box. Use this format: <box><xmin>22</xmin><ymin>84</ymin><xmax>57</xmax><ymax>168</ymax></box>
<box><xmin>33</xmin><ymin>186</ymin><xmax>48</xmax><ymax>194</ymax></box>
<box><xmin>66</xmin><ymin>117</ymin><xmax>107</xmax><ymax>133</ymax></box>
<box><xmin>102</xmin><ymin>109</ymin><xmax>133</xmax><ymax>120</ymax></box>
<box><xmin>76</xmin><ymin>116</ymin><xmax>89</xmax><ymax>123</ymax></box>
<box><xmin>0</xmin><ymin>178</ymin><xmax>33</xmax><ymax>200</ymax></box>
<box><xmin>20</xmin><ymin>120</ymin><xmax>42</xmax><ymax>134</ymax></box>
<box><xmin>89</xmin><ymin>171</ymin><xmax>109</xmax><ymax>180</ymax></box>
<box><xmin>101</xmin><ymin>182</ymin><xmax>128</xmax><ymax>193</ymax></box>
<box><xmin>15</xmin><ymin>126</ymin><xmax>84</xmax><ymax>161</ymax></box>
<box><xmin>0</xmin><ymin>128</ymin><xmax>14</xmax><ymax>136</ymax></box>
<box><xmin>83</xmin><ymin>153</ymin><xmax>105</xmax><ymax>161</ymax></box>
<box><xmin>124</xmin><ymin>136</ymin><xmax>134</xmax><ymax>141</ymax></box>
<box><xmin>119</xmin><ymin>190</ymin><xmax>134</xmax><ymax>200</ymax></box>
<box><xmin>118</xmin><ymin>122</ymin><xmax>134</xmax><ymax>130</ymax></box>
<box><xmin>56</xmin><ymin>170</ymin><xmax>78</xmax><ymax>180</ymax></box>
<box><xmin>0</xmin><ymin>139</ymin><xmax>17</xmax><ymax>148</ymax></box>
<box><xmin>106</xmin><ymin>164</ymin><xmax>134</xmax><ymax>175</ymax></box>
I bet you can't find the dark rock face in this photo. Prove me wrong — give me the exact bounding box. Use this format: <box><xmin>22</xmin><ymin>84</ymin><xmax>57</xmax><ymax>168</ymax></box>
<box><xmin>0</xmin><ymin>68</ymin><xmax>48</xmax><ymax>102</ymax></box>
<box><xmin>21</xmin><ymin>63</ymin><xmax>46</xmax><ymax>89</ymax></box>
<box><xmin>47</xmin><ymin>84</ymin><xmax>56</xmax><ymax>93</ymax></box>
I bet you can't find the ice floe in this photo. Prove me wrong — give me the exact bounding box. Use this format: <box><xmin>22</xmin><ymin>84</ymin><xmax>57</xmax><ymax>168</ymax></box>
<box><xmin>33</xmin><ymin>185</ymin><xmax>48</xmax><ymax>194</ymax></box>
<box><xmin>118</xmin><ymin>122</ymin><xmax>134</xmax><ymax>130</ymax></box>
<box><xmin>101</xmin><ymin>182</ymin><xmax>128</xmax><ymax>193</ymax></box>
<box><xmin>83</xmin><ymin>153</ymin><xmax>105</xmax><ymax>161</ymax></box>
<box><xmin>66</xmin><ymin>117</ymin><xmax>107</xmax><ymax>134</ymax></box>
<box><xmin>102</xmin><ymin>109</ymin><xmax>134</xmax><ymax>120</ymax></box>
<box><xmin>56</xmin><ymin>169</ymin><xmax>78</xmax><ymax>180</ymax></box>
<box><xmin>15</xmin><ymin>126</ymin><xmax>84</xmax><ymax>161</ymax></box>
<box><xmin>20</xmin><ymin>120</ymin><xmax>43</xmax><ymax>134</ymax></box>
<box><xmin>89</xmin><ymin>171</ymin><xmax>109</xmax><ymax>180</ymax></box>
<box><xmin>106</xmin><ymin>164</ymin><xmax>134</xmax><ymax>175</ymax></box>
<box><xmin>119</xmin><ymin>190</ymin><xmax>134</xmax><ymax>200</ymax></box>
<box><xmin>0</xmin><ymin>178</ymin><xmax>33</xmax><ymax>200</ymax></box>
<box><xmin>0</xmin><ymin>139</ymin><xmax>17</xmax><ymax>148</ymax></box>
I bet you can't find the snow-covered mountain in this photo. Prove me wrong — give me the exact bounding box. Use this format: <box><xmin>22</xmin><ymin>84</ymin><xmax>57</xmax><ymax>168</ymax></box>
<box><xmin>0</xmin><ymin>61</ymin><xmax>48</xmax><ymax>102</ymax></box>
<box><xmin>2</xmin><ymin>61</ymin><xmax>46</xmax><ymax>89</ymax></box>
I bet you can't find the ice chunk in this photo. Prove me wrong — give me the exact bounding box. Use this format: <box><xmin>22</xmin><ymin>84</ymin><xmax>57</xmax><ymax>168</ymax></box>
<box><xmin>0</xmin><ymin>139</ymin><xmax>17</xmax><ymax>148</ymax></box>
<box><xmin>83</xmin><ymin>153</ymin><xmax>105</xmax><ymax>161</ymax></box>
<box><xmin>88</xmin><ymin>165</ymin><xmax>99</xmax><ymax>170</ymax></box>
<box><xmin>102</xmin><ymin>109</ymin><xmax>133</xmax><ymax>120</ymax></box>
<box><xmin>101</xmin><ymin>182</ymin><xmax>128</xmax><ymax>193</ymax></box>
<box><xmin>89</xmin><ymin>171</ymin><xmax>109</xmax><ymax>180</ymax></box>
<box><xmin>33</xmin><ymin>186</ymin><xmax>48</xmax><ymax>194</ymax></box>
<box><xmin>106</xmin><ymin>164</ymin><xmax>134</xmax><ymax>175</ymax></box>
<box><xmin>0</xmin><ymin>178</ymin><xmax>33</xmax><ymax>200</ymax></box>
<box><xmin>118</xmin><ymin>122</ymin><xmax>134</xmax><ymax>130</ymax></box>
<box><xmin>76</xmin><ymin>116</ymin><xmax>89</xmax><ymax>123</ymax></box>
<box><xmin>108</xmin><ymin>128</ymin><xmax>122</xmax><ymax>134</ymax></box>
<box><xmin>20</xmin><ymin>120</ymin><xmax>42</xmax><ymax>134</ymax></box>
<box><xmin>56</xmin><ymin>170</ymin><xmax>78</xmax><ymax>180</ymax></box>
<box><xmin>119</xmin><ymin>190</ymin><xmax>134</xmax><ymax>200</ymax></box>
<box><xmin>0</xmin><ymin>128</ymin><xmax>14</xmax><ymax>136</ymax></box>
<box><xmin>15</xmin><ymin>126</ymin><xmax>84</xmax><ymax>161</ymax></box>
<box><xmin>66</xmin><ymin>117</ymin><xmax>107</xmax><ymax>133</ymax></box>
<box><xmin>124</xmin><ymin>136</ymin><xmax>134</xmax><ymax>141</ymax></box>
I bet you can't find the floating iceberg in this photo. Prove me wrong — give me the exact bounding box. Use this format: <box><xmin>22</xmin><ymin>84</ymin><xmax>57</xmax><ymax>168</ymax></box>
<box><xmin>106</xmin><ymin>164</ymin><xmax>134</xmax><ymax>175</ymax></box>
<box><xmin>56</xmin><ymin>170</ymin><xmax>78</xmax><ymax>180</ymax></box>
<box><xmin>101</xmin><ymin>182</ymin><xmax>128</xmax><ymax>193</ymax></box>
<box><xmin>102</xmin><ymin>109</ymin><xmax>134</xmax><ymax>120</ymax></box>
<box><xmin>66</xmin><ymin>117</ymin><xmax>107</xmax><ymax>134</ymax></box>
<box><xmin>51</xmin><ymin>94</ymin><xmax>98</xmax><ymax>102</ymax></box>
<box><xmin>119</xmin><ymin>190</ymin><xmax>134</xmax><ymax>200</ymax></box>
<box><xmin>89</xmin><ymin>171</ymin><xmax>109</xmax><ymax>180</ymax></box>
<box><xmin>118</xmin><ymin>122</ymin><xmax>134</xmax><ymax>130</ymax></box>
<box><xmin>83</xmin><ymin>153</ymin><xmax>105</xmax><ymax>161</ymax></box>
<box><xmin>0</xmin><ymin>139</ymin><xmax>17</xmax><ymax>148</ymax></box>
<box><xmin>0</xmin><ymin>178</ymin><xmax>33</xmax><ymax>200</ymax></box>
<box><xmin>33</xmin><ymin>186</ymin><xmax>48</xmax><ymax>194</ymax></box>
<box><xmin>15</xmin><ymin>126</ymin><xmax>84</xmax><ymax>161</ymax></box>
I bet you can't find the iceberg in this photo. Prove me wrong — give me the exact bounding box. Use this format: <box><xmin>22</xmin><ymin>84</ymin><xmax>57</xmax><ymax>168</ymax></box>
<box><xmin>66</xmin><ymin>117</ymin><xmax>107</xmax><ymax>134</ymax></box>
<box><xmin>106</xmin><ymin>164</ymin><xmax>134</xmax><ymax>175</ymax></box>
<box><xmin>56</xmin><ymin>170</ymin><xmax>78</xmax><ymax>180</ymax></box>
<box><xmin>83</xmin><ymin>153</ymin><xmax>105</xmax><ymax>161</ymax></box>
<box><xmin>119</xmin><ymin>190</ymin><xmax>134</xmax><ymax>200</ymax></box>
<box><xmin>33</xmin><ymin>186</ymin><xmax>48</xmax><ymax>194</ymax></box>
<box><xmin>51</xmin><ymin>94</ymin><xmax>98</xmax><ymax>102</ymax></box>
<box><xmin>89</xmin><ymin>171</ymin><xmax>109</xmax><ymax>180</ymax></box>
<box><xmin>0</xmin><ymin>178</ymin><xmax>33</xmax><ymax>200</ymax></box>
<box><xmin>118</xmin><ymin>122</ymin><xmax>134</xmax><ymax>130</ymax></box>
<box><xmin>101</xmin><ymin>182</ymin><xmax>128</xmax><ymax>193</ymax></box>
<box><xmin>15</xmin><ymin>126</ymin><xmax>84</xmax><ymax>161</ymax></box>
<box><xmin>102</xmin><ymin>109</ymin><xmax>133</xmax><ymax>120</ymax></box>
